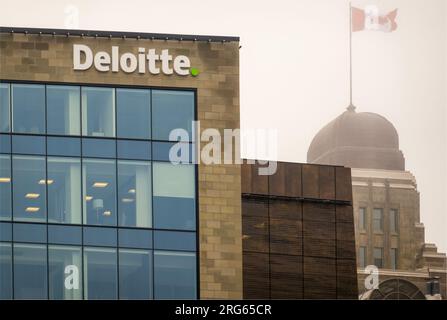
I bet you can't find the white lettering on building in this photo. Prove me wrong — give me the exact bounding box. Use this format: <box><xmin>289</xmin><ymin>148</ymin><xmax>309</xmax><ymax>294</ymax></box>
<box><xmin>73</xmin><ymin>44</ymin><xmax>191</xmax><ymax>76</ymax></box>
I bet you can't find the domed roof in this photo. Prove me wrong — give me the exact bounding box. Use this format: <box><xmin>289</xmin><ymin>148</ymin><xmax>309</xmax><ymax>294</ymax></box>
<box><xmin>307</xmin><ymin>106</ymin><xmax>405</xmax><ymax>170</ymax></box>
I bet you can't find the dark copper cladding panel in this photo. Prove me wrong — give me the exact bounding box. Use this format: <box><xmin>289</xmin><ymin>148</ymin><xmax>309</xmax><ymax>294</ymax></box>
<box><xmin>241</xmin><ymin>160</ymin><xmax>358</xmax><ymax>299</ymax></box>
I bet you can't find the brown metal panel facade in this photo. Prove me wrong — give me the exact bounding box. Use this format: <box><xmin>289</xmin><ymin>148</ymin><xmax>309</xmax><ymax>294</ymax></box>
<box><xmin>242</xmin><ymin>161</ymin><xmax>358</xmax><ymax>299</ymax></box>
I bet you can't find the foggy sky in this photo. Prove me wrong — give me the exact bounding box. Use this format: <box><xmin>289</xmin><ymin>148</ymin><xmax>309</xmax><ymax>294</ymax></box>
<box><xmin>1</xmin><ymin>0</ymin><xmax>446</xmax><ymax>252</ymax></box>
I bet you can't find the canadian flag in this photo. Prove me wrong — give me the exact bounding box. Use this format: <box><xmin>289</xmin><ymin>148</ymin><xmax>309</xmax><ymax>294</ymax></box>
<box><xmin>352</xmin><ymin>6</ymin><xmax>398</xmax><ymax>32</ymax></box>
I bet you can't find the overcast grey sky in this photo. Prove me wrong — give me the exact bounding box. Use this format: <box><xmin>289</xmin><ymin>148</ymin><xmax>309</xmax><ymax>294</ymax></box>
<box><xmin>1</xmin><ymin>0</ymin><xmax>446</xmax><ymax>252</ymax></box>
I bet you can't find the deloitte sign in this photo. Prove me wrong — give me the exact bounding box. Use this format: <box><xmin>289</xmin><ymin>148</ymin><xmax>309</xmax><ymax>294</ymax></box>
<box><xmin>73</xmin><ymin>44</ymin><xmax>199</xmax><ymax>76</ymax></box>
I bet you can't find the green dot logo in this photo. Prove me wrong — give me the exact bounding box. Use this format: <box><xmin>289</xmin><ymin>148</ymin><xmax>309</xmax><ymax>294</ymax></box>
<box><xmin>190</xmin><ymin>68</ymin><xmax>200</xmax><ymax>77</ymax></box>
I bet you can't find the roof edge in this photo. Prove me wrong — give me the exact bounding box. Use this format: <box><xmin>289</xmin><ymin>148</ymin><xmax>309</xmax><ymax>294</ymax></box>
<box><xmin>0</xmin><ymin>26</ymin><xmax>240</xmax><ymax>43</ymax></box>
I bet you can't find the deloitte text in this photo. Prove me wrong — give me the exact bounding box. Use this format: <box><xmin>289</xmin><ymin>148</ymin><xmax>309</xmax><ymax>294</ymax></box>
<box><xmin>73</xmin><ymin>44</ymin><xmax>198</xmax><ymax>76</ymax></box>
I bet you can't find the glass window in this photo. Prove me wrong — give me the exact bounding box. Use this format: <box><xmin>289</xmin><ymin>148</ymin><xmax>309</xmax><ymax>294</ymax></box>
<box><xmin>14</xmin><ymin>243</ymin><xmax>48</xmax><ymax>299</ymax></box>
<box><xmin>0</xmin><ymin>83</ymin><xmax>10</xmax><ymax>133</ymax></box>
<box><xmin>49</xmin><ymin>245</ymin><xmax>83</xmax><ymax>300</ymax></box>
<box><xmin>82</xmin><ymin>138</ymin><xmax>116</xmax><ymax>158</ymax></box>
<box><xmin>117</xmin><ymin>140</ymin><xmax>151</xmax><ymax>160</ymax></box>
<box><xmin>12</xmin><ymin>155</ymin><xmax>46</xmax><ymax>222</ymax></box>
<box><xmin>358</xmin><ymin>207</ymin><xmax>366</xmax><ymax>231</ymax></box>
<box><xmin>82</xmin><ymin>87</ymin><xmax>115</xmax><ymax>137</ymax></box>
<box><xmin>0</xmin><ymin>243</ymin><xmax>12</xmax><ymax>299</ymax></box>
<box><xmin>118</xmin><ymin>160</ymin><xmax>152</xmax><ymax>228</ymax></box>
<box><xmin>48</xmin><ymin>157</ymin><xmax>81</xmax><ymax>224</ymax></box>
<box><xmin>373</xmin><ymin>208</ymin><xmax>383</xmax><ymax>232</ymax></box>
<box><xmin>82</xmin><ymin>159</ymin><xmax>116</xmax><ymax>226</ymax></box>
<box><xmin>154</xmin><ymin>251</ymin><xmax>196</xmax><ymax>299</ymax></box>
<box><xmin>119</xmin><ymin>249</ymin><xmax>152</xmax><ymax>299</ymax></box>
<box><xmin>47</xmin><ymin>85</ymin><xmax>80</xmax><ymax>135</ymax></box>
<box><xmin>117</xmin><ymin>88</ymin><xmax>151</xmax><ymax>139</ymax></box>
<box><xmin>83</xmin><ymin>227</ymin><xmax>117</xmax><ymax>247</ymax></box>
<box><xmin>0</xmin><ymin>155</ymin><xmax>12</xmax><ymax>220</ymax></box>
<box><xmin>12</xmin><ymin>84</ymin><xmax>45</xmax><ymax>134</ymax></box>
<box><xmin>47</xmin><ymin>137</ymin><xmax>81</xmax><ymax>157</ymax></box>
<box><xmin>0</xmin><ymin>134</ymin><xmax>11</xmax><ymax>154</ymax></box>
<box><xmin>13</xmin><ymin>223</ymin><xmax>47</xmax><ymax>243</ymax></box>
<box><xmin>152</xmin><ymin>141</ymin><xmax>194</xmax><ymax>162</ymax></box>
<box><xmin>373</xmin><ymin>247</ymin><xmax>383</xmax><ymax>268</ymax></box>
<box><xmin>153</xmin><ymin>162</ymin><xmax>195</xmax><ymax>230</ymax></box>
<box><xmin>390</xmin><ymin>248</ymin><xmax>398</xmax><ymax>270</ymax></box>
<box><xmin>154</xmin><ymin>231</ymin><xmax>196</xmax><ymax>251</ymax></box>
<box><xmin>83</xmin><ymin>247</ymin><xmax>117</xmax><ymax>299</ymax></box>
<box><xmin>359</xmin><ymin>246</ymin><xmax>366</xmax><ymax>268</ymax></box>
<box><xmin>12</xmin><ymin>135</ymin><xmax>46</xmax><ymax>155</ymax></box>
<box><xmin>152</xmin><ymin>90</ymin><xmax>194</xmax><ymax>141</ymax></box>
<box><xmin>118</xmin><ymin>229</ymin><xmax>152</xmax><ymax>249</ymax></box>
<box><xmin>0</xmin><ymin>222</ymin><xmax>12</xmax><ymax>241</ymax></box>
<box><xmin>390</xmin><ymin>209</ymin><xmax>398</xmax><ymax>233</ymax></box>
<box><xmin>48</xmin><ymin>225</ymin><xmax>82</xmax><ymax>245</ymax></box>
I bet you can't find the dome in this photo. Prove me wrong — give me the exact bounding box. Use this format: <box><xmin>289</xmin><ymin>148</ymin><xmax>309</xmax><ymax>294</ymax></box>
<box><xmin>307</xmin><ymin>106</ymin><xmax>405</xmax><ymax>170</ymax></box>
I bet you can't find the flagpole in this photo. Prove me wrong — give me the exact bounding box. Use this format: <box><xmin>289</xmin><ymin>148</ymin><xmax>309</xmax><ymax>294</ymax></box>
<box><xmin>349</xmin><ymin>2</ymin><xmax>353</xmax><ymax>109</ymax></box>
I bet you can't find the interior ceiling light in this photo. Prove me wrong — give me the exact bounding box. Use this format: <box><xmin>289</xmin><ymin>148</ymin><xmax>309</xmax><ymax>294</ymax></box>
<box><xmin>103</xmin><ymin>210</ymin><xmax>112</xmax><ymax>216</ymax></box>
<box><xmin>25</xmin><ymin>193</ymin><xmax>40</xmax><ymax>199</ymax></box>
<box><xmin>26</xmin><ymin>207</ymin><xmax>40</xmax><ymax>213</ymax></box>
<box><xmin>38</xmin><ymin>179</ymin><xmax>54</xmax><ymax>185</ymax></box>
<box><xmin>0</xmin><ymin>177</ymin><xmax>11</xmax><ymax>183</ymax></box>
<box><xmin>93</xmin><ymin>182</ymin><xmax>108</xmax><ymax>188</ymax></box>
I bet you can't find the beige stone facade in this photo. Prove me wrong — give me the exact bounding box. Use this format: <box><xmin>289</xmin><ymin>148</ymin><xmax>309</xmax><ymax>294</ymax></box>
<box><xmin>0</xmin><ymin>31</ymin><xmax>242</xmax><ymax>299</ymax></box>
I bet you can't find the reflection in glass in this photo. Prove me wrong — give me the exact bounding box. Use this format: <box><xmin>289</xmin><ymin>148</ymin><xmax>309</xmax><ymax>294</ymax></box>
<box><xmin>84</xmin><ymin>247</ymin><xmax>117</xmax><ymax>299</ymax></box>
<box><xmin>0</xmin><ymin>155</ymin><xmax>11</xmax><ymax>220</ymax></box>
<box><xmin>0</xmin><ymin>83</ymin><xmax>9</xmax><ymax>133</ymax></box>
<box><xmin>12</xmin><ymin>84</ymin><xmax>45</xmax><ymax>134</ymax></box>
<box><xmin>13</xmin><ymin>243</ymin><xmax>48</xmax><ymax>299</ymax></box>
<box><xmin>47</xmin><ymin>85</ymin><xmax>80</xmax><ymax>135</ymax></box>
<box><xmin>12</xmin><ymin>156</ymin><xmax>46</xmax><ymax>222</ymax></box>
<box><xmin>0</xmin><ymin>243</ymin><xmax>12</xmax><ymax>299</ymax></box>
<box><xmin>119</xmin><ymin>249</ymin><xmax>152</xmax><ymax>299</ymax></box>
<box><xmin>83</xmin><ymin>159</ymin><xmax>116</xmax><ymax>226</ymax></box>
<box><xmin>48</xmin><ymin>157</ymin><xmax>81</xmax><ymax>224</ymax></box>
<box><xmin>117</xmin><ymin>88</ymin><xmax>151</xmax><ymax>139</ymax></box>
<box><xmin>152</xmin><ymin>90</ymin><xmax>194</xmax><ymax>141</ymax></box>
<box><xmin>118</xmin><ymin>160</ymin><xmax>151</xmax><ymax>228</ymax></box>
<box><xmin>154</xmin><ymin>251</ymin><xmax>196</xmax><ymax>299</ymax></box>
<box><xmin>49</xmin><ymin>245</ymin><xmax>82</xmax><ymax>300</ymax></box>
<box><xmin>153</xmin><ymin>162</ymin><xmax>195</xmax><ymax>230</ymax></box>
<box><xmin>82</xmin><ymin>87</ymin><xmax>115</xmax><ymax>137</ymax></box>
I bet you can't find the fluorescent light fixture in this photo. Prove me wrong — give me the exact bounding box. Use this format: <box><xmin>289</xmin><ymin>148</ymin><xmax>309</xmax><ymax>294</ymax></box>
<box><xmin>25</xmin><ymin>193</ymin><xmax>40</xmax><ymax>199</ymax></box>
<box><xmin>103</xmin><ymin>210</ymin><xmax>112</xmax><ymax>216</ymax></box>
<box><xmin>0</xmin><ymin>177</ymin><xmax>11</xmax><ymax>183</ymax></box>
<box><xmin>93</xmin><ymin>182</ymin><xmax>108</xmax><ymax>188</ymax></box>
<box><xmin>128</xmin><ymin>189</ymin><xmax>136</xmax><ymax>194</ymax></box>
<box><xmin>85</xmin><ymin>196</ymin><xmax>93</xmax><ymax>201</ymax></box>
<box><xmin>38</xmin><ymin>179</ymin><xmax>54</xmax><ymax>185</ymax></box>
<box><xmin>26</xmin><ymin>207</ymin><xmax>40</xmax><ymax>213</ymax></box>
<box><xmin>121</xmin><ymin>198</ymin><xmax>134</xmax><ymax>203</ymax></box>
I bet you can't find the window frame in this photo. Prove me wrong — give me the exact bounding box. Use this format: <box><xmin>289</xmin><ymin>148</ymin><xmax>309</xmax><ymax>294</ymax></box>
<box><xmin>389</xmin><ymin>208</ymin><xmax>398</xmax><ymax>234</ymax></box>
<box><xmin>373</xmin><ymin>208</ymin><xmax>383</xmax><ymax>233</ymax></box>
<box><xmin>0</xmin><ymin>79</ymin><xmax>199</xmax><ymax>300</ymax></box>
<box><xmin>358</xmin><ymin>207</ymin><xmax>367</xmax><ymax>231</ymax></box>
<box><xmin>373</xmin><ymin>247</ymin><xmax>384</xmax><ymax>268</ymax></box>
